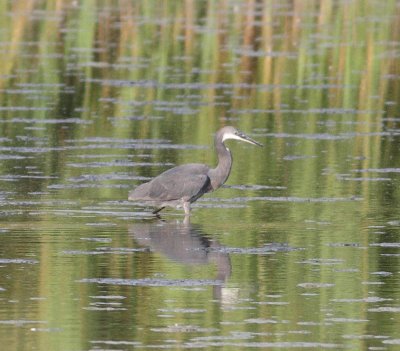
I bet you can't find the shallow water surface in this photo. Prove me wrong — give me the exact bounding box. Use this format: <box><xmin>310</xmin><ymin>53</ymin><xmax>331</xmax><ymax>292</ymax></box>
<box><xmin>1</xmin><ymin>1</ymin><xmax>400</xmax><ymax>350</ymax></box>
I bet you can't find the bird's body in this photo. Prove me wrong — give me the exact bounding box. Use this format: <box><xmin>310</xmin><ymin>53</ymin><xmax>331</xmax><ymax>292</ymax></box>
<box><xmin>128</xmin><ymin>126</ymin><xmax>262</xmax><ymax>215</ymax></box>
<box><xmin>129</xmin><ymin>163</ymin><xmax>212</xmax><ymax>214</ymax></box>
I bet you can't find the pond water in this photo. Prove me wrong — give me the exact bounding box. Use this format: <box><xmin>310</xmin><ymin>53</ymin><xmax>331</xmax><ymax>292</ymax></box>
<box><xmin>1</xmin><ymin>0</ymin><xmax>400</xmax><ymax>350</ymax></box>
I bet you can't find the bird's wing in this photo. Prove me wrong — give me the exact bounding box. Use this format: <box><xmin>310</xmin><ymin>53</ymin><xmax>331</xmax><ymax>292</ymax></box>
<box><xmin>148</xmin><ymin>164</ymin><xmax>211</xmax><ymax>202</ymax></box>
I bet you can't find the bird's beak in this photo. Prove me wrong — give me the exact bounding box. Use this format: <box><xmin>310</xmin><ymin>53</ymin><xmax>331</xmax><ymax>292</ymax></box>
<box><xmin>236</xmin><ymin>131</ymin><xmax>263</xmax><ymax>147</ymax></box>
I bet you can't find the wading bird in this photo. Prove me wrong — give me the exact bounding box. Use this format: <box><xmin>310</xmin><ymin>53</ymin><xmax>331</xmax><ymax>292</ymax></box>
<box><xmin>128</xmin><ymin>126</ymin><xmax>263</xmax><ymax>215</ymax></box>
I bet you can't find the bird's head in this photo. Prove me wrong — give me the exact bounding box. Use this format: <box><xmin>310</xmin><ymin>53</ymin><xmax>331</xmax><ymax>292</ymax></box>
<box><xmin>219</xmin><ymin>126</ymin><xmax>263</xmax><ymax>147</ymax></box>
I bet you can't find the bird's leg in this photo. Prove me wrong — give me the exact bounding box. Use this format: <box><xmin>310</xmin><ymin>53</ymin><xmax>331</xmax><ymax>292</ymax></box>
<box><xmin>183</xmin><ymin>215</ymin><xmax>190</xmax><ymax>225</ymax></box>
<box><xmin>152</xmin><ymin>207</ymin><xmax>165</xmax><ymax>215</ymax></box>
<box><xmin>183</xmin><ymin>202</ymin><xmax>191</xmax><ymax>215</ymax></box>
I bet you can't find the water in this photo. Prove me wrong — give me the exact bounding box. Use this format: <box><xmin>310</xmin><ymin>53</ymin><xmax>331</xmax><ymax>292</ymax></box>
<box><xmin>1</xmin><ymin>0</ymin><xmax>400</xmax><ymax>349</ymax></box>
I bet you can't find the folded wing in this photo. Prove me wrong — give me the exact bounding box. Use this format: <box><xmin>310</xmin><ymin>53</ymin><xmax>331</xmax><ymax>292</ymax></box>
<box><xmin>129</xmin><ymin>164</ymin><xmax>211</xmax><ymax>203</ymax></box>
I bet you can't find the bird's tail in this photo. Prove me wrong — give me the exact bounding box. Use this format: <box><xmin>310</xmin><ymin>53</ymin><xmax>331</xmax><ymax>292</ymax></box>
<box><xmin>128</xmin><ymin>182</ymin><xmax>152</xmax><ymax>200</ymax></box>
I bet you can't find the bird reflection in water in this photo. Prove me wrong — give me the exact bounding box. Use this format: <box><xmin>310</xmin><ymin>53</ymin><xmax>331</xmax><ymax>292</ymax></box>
<box><xmin>128</xmin><ymin>217</ymin><xmax>234</xmax><ymax>302</ymax></box>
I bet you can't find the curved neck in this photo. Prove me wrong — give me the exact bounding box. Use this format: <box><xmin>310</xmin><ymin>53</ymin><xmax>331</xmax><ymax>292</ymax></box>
<box><xmin>209</xmin><ymin>139</ymin><xmax>232</xmax><ymax>190</ymax></box>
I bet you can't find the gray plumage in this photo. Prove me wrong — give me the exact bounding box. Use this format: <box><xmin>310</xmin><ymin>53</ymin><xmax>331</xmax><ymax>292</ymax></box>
<box><xmin>128</xmin><ymin>126</ymin><xmax>262</xmax><ymax>215</ymax></box>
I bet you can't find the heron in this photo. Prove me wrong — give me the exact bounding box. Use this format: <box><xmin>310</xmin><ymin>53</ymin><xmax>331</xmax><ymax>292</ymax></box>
<box><xmin>128</xmin><ymin>126</ymin><xmax>263</xmax><ymax>215</ymax></box>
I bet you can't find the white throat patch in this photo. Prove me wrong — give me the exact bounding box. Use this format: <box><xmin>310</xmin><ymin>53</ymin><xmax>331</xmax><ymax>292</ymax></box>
<box><xmin>222</xmin><ymin>132</ymin><xmax>252</xmax><ymax>144</ymax></box>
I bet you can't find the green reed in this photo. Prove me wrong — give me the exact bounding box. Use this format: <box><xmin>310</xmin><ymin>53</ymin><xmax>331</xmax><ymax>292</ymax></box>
<box><xmin>0</xmin><ymin>0</ymin><xmax>399</xmax><ymax>204</ymax></box>
<box><xmin>2</xmin><ymin>3</ymin><xmax>400</xmax><ymax>348</ymax></box>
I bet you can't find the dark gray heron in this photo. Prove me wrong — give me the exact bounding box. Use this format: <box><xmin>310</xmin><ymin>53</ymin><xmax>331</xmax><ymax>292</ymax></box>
<box><xmin>128</xmin><ymin>126</ymin><xmax>263</xmax><ymax>215</ymax></box>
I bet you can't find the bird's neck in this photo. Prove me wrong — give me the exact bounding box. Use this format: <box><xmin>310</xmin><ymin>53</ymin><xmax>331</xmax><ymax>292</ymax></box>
<box><xmin>209</xmin><ymin>141</ymin><xmax>232</xmax><ymax>190</ymax></box>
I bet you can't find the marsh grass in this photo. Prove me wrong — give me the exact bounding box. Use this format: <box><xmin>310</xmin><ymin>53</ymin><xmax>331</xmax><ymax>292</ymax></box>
<box><xmin>1</xmin><ymin>2</ymin><xmax>400</xmax><ymax>349</ymax></box>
